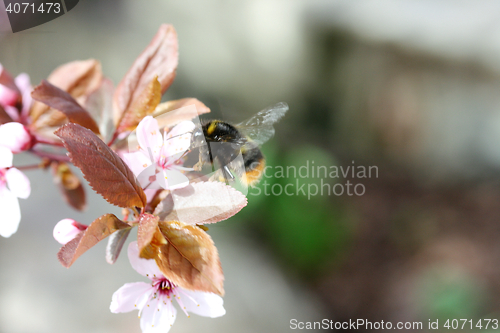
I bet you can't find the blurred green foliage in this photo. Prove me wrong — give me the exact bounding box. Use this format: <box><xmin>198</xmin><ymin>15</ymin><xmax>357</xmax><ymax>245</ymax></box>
<box><xmin>239</xmin><ymin>143</ymin><xmax>353</xmax><ymax>278</ymax></box>
<box><xmin>418</xmin><ymin>267</ymin><xmax>487</xmax><ymax>323</ymax></box>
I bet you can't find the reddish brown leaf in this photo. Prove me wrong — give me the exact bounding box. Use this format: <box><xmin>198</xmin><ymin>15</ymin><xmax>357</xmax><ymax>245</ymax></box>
<box><xmin>55</xmin><ymin>123</ymin><xmax>147</xmax><ymax>208</ymax></box>
<box><xmin>154</xmin><ymin>182</ymin><xmax>247</xmax><ymax>225</ymax></box>
<box><xmin>139</xmin><ymin>227</ymin><xmax>166</xmax><ymax>260</ymax></box>
<box><xmin>106</xmin><ymin>227</ymin><xmax>132</xmax><ymax>264</ymax></box>
<box><xmin>137</xmin><ymin>213</ymin><xmax>160</xmax><ymax>257</ymax></box>
<box><xmin>51</xmin><ymin>161</ymin><xmax>87</xmax><ymax>211</ymax></box>
<box><xmin>116</xmin><ymin>76</ymin><xmax>161</xmax><ymax>133</ymax></box>
<box><xmin>85</xmin><ymin>78</ymin><xmax>114</xmax><ymax>141</ymax></box>
<box><xmin>57</xmin><ymin>214</ymin><xmax>130</xmax><ymax>268</ymax></box>
<box><xmin>154</xmin><ymin>220</ymin><xmax>224</xmax><ymax>296</ymax></box>
<box><xmin>0</xmin><ymin>105</ymin><xmax>13</xmax><ymax>124</ymax></box>
<box><xmin>0</xmin><ymin>64</ymin><xmax>20</xmax><ymax>95</ymax></box>
<box><xmin>113</xmin><ymin>24</ymin><xmax>178</xmax><ymax>125</ymax></box>
<box><xmin>32</xmin><ymin>80</ymin><xmax>100</xmax><ymax>134</ymax></box>
<box><xmin>31</xmin><ymin>59</ymin><xmax>102</xmax><ymax>122</ymax></box>
<box><xmin>48</xmin><ymin>59</ymin><xmax>103</xmax><ymax>99</ymax></box>
<box><xmin>30</xmin><ymin>108</ymin><xmax>67</xmax><ymax>130</ymax></box>
<box><xmin>154</xmin><ymin>98</ymin><xmax>211</xmax><ymax>129</ymax></box>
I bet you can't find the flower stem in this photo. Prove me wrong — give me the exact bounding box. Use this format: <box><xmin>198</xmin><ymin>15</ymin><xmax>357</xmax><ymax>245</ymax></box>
<box><xmin>14</xmin><ymin>164</ymin><xmax>44</xmax><ymax>171</ymax></box>
<box><xmin>107</xmin><ymin>131</ymin><xmax>118</xmax><ymax>147</ymax></box>
<box><xmin>34</xmin><ymin>137</ymin><xmax>65</xmax><ymax>147</ymax></box>
<box><xmin>31</xmin><ymin>149</ymin><xmax>70</xmax><ymax>162</ymax></box>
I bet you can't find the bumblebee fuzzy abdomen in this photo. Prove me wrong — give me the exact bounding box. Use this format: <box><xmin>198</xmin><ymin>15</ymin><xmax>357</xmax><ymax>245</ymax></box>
<box><xmin>198</xmin><ymin>119</ymin><xmax>266</xmax><ymax>186</ymax></box>
<box><xmin>242</xmin><ymin>145</ymin><xmax>265</xmax><ymax>186</ymax></box>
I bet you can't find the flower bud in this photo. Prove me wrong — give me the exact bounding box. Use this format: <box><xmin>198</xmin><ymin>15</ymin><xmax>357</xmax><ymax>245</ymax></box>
<box><xmin>53</xmin><ymin>218</ymin><xmax>87</xmax><ymax>245</ymax></box>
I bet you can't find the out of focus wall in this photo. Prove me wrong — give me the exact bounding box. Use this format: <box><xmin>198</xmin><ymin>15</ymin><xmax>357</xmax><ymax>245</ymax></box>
<box><xmin>308</xmin><ymin>0</ymin><xmax>500</xmax><ymax>181</ymax></box>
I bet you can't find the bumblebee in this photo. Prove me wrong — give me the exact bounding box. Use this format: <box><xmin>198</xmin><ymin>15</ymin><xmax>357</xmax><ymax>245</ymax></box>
<box><xmin>191</xmin><ymin>102</ymin><xmax>289</xmax><ymax>186</ymax></box>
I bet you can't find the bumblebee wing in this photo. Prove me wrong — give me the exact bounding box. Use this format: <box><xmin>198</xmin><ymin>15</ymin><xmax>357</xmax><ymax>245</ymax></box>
<box><xmin>236</xmin><ymin>102</ymin><xmax>288</xmax><ymax>145</ymax></box>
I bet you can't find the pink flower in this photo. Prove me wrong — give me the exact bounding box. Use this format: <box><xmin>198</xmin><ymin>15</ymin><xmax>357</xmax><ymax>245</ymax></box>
<box><xmin>53</xmin><ymin>218</ymin><xmax>88</xmax><ymax>244</ymax></box>
<box><xmin>0</xmin><ymin>64</ymin><xmax>32</xmax><ymax>122</ymax></box>
<box><xmin>0</xmin><ymin>122</ymin><xmax>31</xmax><ymax>153</ymax></box>
<box><xmin>123</xmin><ymin>116</ymin><xmax>194</xmax><ymax>192</ymax></box>
<box><xmin>0</xmin><ymin>84</ymin><xmax>17</xmax><ymax>108</ymax></box>
<box><xmin>14</xmin><ymin>73</ymin><xmax>33</xmax><ymax>120</ymax></box>
<box><xmin>110</xmin><ymin>242</ymin><xmax>225</xmax><ymax>333</ymax></box>
<box><xmin>0</xmin><ymin>146</ymin><xmax>30</xmax><ymax>237</ymax></box>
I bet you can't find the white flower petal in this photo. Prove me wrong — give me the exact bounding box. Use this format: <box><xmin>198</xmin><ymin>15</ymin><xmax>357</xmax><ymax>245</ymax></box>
<box><xmin>5</xmin><ymin>167</ymin><xmax>30</xmax><ymax>199</ymax></box>
<box><xmin>0</xmin><ymin>186</ymin><xmax>20</xmax><ymax>237</ymax></box>
<box><xmin>110</xmin><ymin>282</ymin><xmax>153</xmax><ymax>313</ymax></box>
<box><xmin>162</xmin><ymin>121</ymin><xmax>195</xmax><ymax>157</ymax></box>
<box><xmin>0</xmin><ymin>146</ymin><xmax>13</xmax><ymax>168</ymax></box>
<box><xmin>53</xmin><ymin>218</ymin><xmax>86</xmax><ymax>245</ymax></box>
<box><xmin>140</xmin><ymin>298</ymin><xmax>177</xmax><ymax>333</ymax></box>
<box><xmin>0</xmin><ymin>122</ymin><xmax>30</xmax><ymax>153</ymax></box>
<box><xmin>162</xmin><ymin>169</ymin><xmax>189</xmax><ymax>190</ymax></box>
<box><xmin>136</xmin><ymin>116</ymin><xmax>163</xmax><ymax>162</ymax></box>
<box><xmin>128</xmin><ymin>241</ymin><xmax>164</xmax><ymax>278</ymax></box>
<box><xmin>155</xmin><ymin>182</ymin><xmax>247</xmax><ymax>225</ymax></box>
<box><xmin>165</xmin><ymin>121</ymin><xmax>196</xmax><ymax>140</ymax></box>
<box><xmin>178</xmin><ymin>289</ymin><xmax>226</xmax><ymax>318</ymax></box>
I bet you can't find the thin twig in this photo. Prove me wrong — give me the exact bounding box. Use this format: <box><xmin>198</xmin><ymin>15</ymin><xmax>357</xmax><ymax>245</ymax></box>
<box><xmin>14</xmin><ymin>164</ymin><xmax>43</xmax><ymax>171</ymax></box>
<box><xmin>31</xmin><ymin>149</ymin><xmax>70</xmax><ymax>162</ymax></box>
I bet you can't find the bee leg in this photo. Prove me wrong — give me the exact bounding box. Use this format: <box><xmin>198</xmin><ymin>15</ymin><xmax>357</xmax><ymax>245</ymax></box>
<box><xmin>223</xmin><ymin>165</ymin><xmax>235</xmax><ymax>181</ymax></box>
<box><xmin>208</xmin><ymin>169</ymin><xmax>225</xmax><ymax>183</ymax></box>
<box><xmin>193</xmin><ymin>161</ymin><xmax>203</xmax><ymax>171</ymax></box>
<box><xmin>208</xmin><ymin>167</ymin><xmax>234</xmax><ymax>184</ymax></box>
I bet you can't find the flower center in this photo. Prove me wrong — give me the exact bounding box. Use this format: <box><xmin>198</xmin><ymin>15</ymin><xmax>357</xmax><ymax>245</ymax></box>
<box><xmin>153</xmin><ymin>278</ymin><xmax>176</xmax><ymax>297</ymax></box>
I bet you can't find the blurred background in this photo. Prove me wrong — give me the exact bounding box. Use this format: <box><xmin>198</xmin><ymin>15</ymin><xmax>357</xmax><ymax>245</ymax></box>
<box><xmin>2</xmin><ymin>0</ymin><xmax>500</xmax><ymax>332</ymax></box>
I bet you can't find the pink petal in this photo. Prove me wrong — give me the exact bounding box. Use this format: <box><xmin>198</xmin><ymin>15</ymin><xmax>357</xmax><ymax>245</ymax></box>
<box><xmin>154</xmin><ymin>182</ymin><xmax>248</xmax><ymax>225</ymax></box>
<box><xmin>128</xmin><ymin>241</ymin><xmax>164</xmax><ymax>278</ymax></box>
<box><xmin>110</xmin><ymin>282</ymin><xmax>153</xmax><ymax>313</ymax></box>
<box><xmin>140</xmin><ymin>299</ymin><xmax>177</xmax><ymax>333</ymax></box>
<box><xmin>178</xmin><ymin>289</ymin><xmax>226</xmax><ymax>318</ymax></box>
<box><xmin>0</xmin><ymin>122</ymin><xmax>31</xmax><ymax>153</ymax></box>
<box><xmin>0</xmin><ymin>146</ymin><xmax>13</xmax><ymax>168</ymax></box>
<box><xmin>4</xmin><ymin>106</ymin><xmax>19</xmax><ymax>122</ymax></box>
<box><xmin>14</xmin><ymin>73</ymin><xmax>32</xmax><ymax>119</ymax></box>
<box><xmin>123</xmin><ymin>151</ymin><xmax>162</xmax><ymax>192</ymax></box>
<box><xmin>136</xmin><ymin>116</ymin><xmax>163</xmax><ymax>162</ymax></box>
<box><xmin>0</xmin><ymin>84</ymin><xmax>18</xmax><ymax>107</ymax></box>
<box><xmin>0</xmin><ymin>186</ymin><xmax>20</xmax><ymax>237</ymax></box>
<box><xmin>5</xmin><ymin>167</ymin><xmax>30</xmax><ymax>199</ymax></box>
<box><xmin>122</xmin><ymin>151</ymin><xmax>153</xmax><ymax>177</ymax></box>
<box><xmin>144</xmin><ymin>189</ymin><xmax>157</xmax><ymax>203</ymax></box>
<box><xmin>53</xmin><ymin>218</ymin><xmax>87</xmax><ymax>245</ymax></box>
<box><xmin>162</xmin><ymin>120</ymin><xmax>194</xmax><ymax>157</ymax></box>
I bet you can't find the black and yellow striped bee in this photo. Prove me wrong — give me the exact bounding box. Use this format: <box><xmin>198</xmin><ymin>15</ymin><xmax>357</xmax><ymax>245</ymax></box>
<box><xmin>192</xmin><ymin>102</ymin><xmax>288</xmax><ymax>186</ymax></box>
